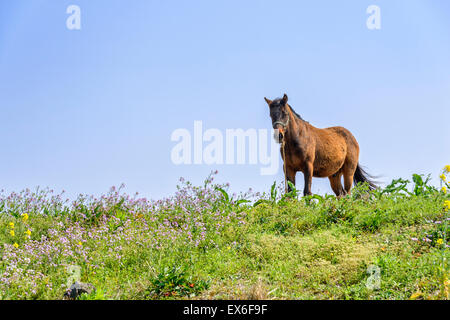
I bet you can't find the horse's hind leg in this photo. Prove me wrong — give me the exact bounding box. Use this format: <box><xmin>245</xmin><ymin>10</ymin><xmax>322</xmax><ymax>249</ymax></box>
<box><xmin>343</xmin><ymin>171</ymin><xmax>354</xmax><ymax>194</ymax></box>
<box><xmin>328</xmin><ymin>173</ymin><xmax>345</xmax><ymax>197</ymax></box>
<box><xmin>343</xmin><ymin>161</ymin><xmax>358</xmax><ymax>194</ymax></box>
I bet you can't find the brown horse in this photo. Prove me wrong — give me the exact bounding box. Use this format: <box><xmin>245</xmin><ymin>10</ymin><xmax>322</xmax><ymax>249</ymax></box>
<box><xmin>264</xmin><ymin>94</ymin><xmax>377</xmax><ymax>196</ymax></box>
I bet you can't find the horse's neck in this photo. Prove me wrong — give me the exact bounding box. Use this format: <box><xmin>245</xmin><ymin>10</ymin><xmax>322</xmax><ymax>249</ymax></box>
<box><xmin>287</xmin><ymin>107</ymin><xmax>306</xmax><ymax>135</ymax></box>
<box><xmin>285</xmin><ymin>110</ymin><xmax>313</xmax><ymax>154</ymax></box>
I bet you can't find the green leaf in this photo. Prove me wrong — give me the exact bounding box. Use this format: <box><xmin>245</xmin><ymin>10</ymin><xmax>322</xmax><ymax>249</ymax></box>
<box><xmin>270</xmin><ymin>182</ymin><xmax>277</xmax><ymax>202</ymax></box>
<box><xmin>215</xmin><ymin>187</ymin><xmax>230</xmax><ymax>203</ymax></box>
<box><xmin>235</xmin><ymin>199</ymin><xmax>250</xmax><ymax>206</ymax></box>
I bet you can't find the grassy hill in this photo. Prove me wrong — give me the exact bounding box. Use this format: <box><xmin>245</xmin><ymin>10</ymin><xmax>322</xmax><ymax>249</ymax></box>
<box><xmin>0</xmin><ymin>170</ymin><xmax>449</xmax><ymax>300</ymax></box>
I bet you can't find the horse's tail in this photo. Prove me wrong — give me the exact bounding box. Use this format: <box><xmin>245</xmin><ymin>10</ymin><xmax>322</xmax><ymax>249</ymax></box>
<box><xmin>354</xmin><ymin>164</ymin><xmax>378</xmax><ymax>190</ymax></box>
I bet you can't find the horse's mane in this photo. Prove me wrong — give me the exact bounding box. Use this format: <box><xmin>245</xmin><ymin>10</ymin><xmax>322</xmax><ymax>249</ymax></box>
<box><xmin>288</xmin><ymin>105</ymin><xmax>304</xmax><ymax>121</ymax></box>
<box><xmin>288</xmin><ymin>104</ymin><xmax>309</xmax><ymax>123</ymax></box>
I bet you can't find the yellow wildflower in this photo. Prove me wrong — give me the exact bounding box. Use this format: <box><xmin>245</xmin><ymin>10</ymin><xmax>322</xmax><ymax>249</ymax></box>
<box><xmin>10</xmin><ymin>230</ymin><xmax>15</xmax><ymax>237</ymax></box>
<box><xmin>13</xmin><ymin>243</ymin><xmax>19</xmax><ymax>248</ymax></box>
<box><xmin>445</xmin><ymin>165</ymin><xmax>450</xmax><ymax>173</ymax></box>
<box><xmin>25</xmin><ymin>229</ymin><xmax>31</xmax><ymax>237</ymax></box>
<box><xmin>440</xmin><ymin>174</ymin><xmax>447</xmax><ymax>181</ymax></box>
<box><xmin>445</xmin><ymin>200</ymin><xmax>450</xmax><ymax>211</ymax></box>
<box><xmin>78</xmin><ymin>241</ymin><xmax>82</xmax><ymax>246</ymax></box>
<box><xmin>436</xmin><ymin>238</ymin><xmax>444</xmax><ymax>245</ymax></box>
<box><xmin>22</xmin><ymin>213</ymin><xmax>29</xmax><ymax>223</ymax></box>
<box><xmin>8</xmin><ymin>222</ymin><xmax>14</xmax><ymax>229</ymax></box>
<box><xmin>442</xmin><ymin>186</ymin><xmax>447</xmax><ymax>194</ymax></box>
<box><xmin>410</xmin><ymin>292</ymin><xmax>422</xmax><ymax>300</ymax></box>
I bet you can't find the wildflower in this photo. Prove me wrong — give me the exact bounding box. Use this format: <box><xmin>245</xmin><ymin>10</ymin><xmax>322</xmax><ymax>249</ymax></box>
<box><xmin>411</xmin><ymin>237</ymin><xmax>418</xmax><ymax>241</ymax></box>
<box><xmin>445</xmin><ymin>165</ymin><xmax>450</xmax><ymax>173</ymax></box>
<box><xmin>410</xmin><ymin>292</ymin><xmax>422</xmax><ymax>300</ymax></box>
<box><xmin>8</xmin><ymin>222</ymin><xmax>14</xmax><ymax>229</ymax></box>
<box><xmin>10</xmin><ymin>230</ymin><xmax>15</xmax><ymax>237</ymax></box>
<box><xmin>25</xmin><ymin>229</ymin><xmax>31</xmax><ymax>237</ymax></box>
<box><xmin>78</xmin><ymin>241</ymin><xmax>82</xmax><ymax>246</ymax></box>
<box><xmin>436</xmin><ymin>239</ymin><xmax>444</xmax><ymax>245</ymax></box>
<box><xmin>445</xmin><ymin>200</ymin><xmax>450</xmax><ymax>211</ymax></box>
<box><xmin>13</xmin><ymin>243</ymin><xmax>19</xmax><ymax>248</ymax></box>
<box><xmin>442</xmin><ymin>186</ymin><xmax>447</xmax><ymax>194</ymax></box>
<box><xmin>440</xmin><ymin>174</ymin><xmax>447</xmax><ymax>181</ymax></box>
<box><xmin>22</xmin><ymin>213</ymin><xmax>29</xmax><ymax>223</ymax></box>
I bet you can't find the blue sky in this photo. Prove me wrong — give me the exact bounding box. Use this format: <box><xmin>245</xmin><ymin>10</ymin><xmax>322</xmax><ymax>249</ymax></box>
<box><xmin>1</xmin><ymin>0</ymin><xmax>449</xmax><ymax>200</ymax></box>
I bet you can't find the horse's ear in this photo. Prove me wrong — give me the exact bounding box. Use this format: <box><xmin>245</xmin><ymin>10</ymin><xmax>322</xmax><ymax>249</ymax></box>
<box><xmin>264</xmin><ymin>97</ymin><xmax>272</xmax><ymax>106</ymax></box>
<box><xmin>282</xmin><ymin>94</ymin><xmax>288</xmax><ymax>104</ymax></box>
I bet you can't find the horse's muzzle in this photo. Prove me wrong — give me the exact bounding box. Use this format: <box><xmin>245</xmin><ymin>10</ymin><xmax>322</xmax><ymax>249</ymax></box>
<box><xmin>273</xmin><ymin>129</ymin><xmax>285</xmax><ymax>144</ymax></box>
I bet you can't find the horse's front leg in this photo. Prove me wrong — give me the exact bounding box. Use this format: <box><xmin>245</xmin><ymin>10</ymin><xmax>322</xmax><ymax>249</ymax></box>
<box><xmin>285</xmin><ymin>166</ymin><xmax>296</xmax><ymax>193</ymax></box>
<box><xmin>303</xmin><ymin>162</ymin><xmax>313</xmax><ymax>196</ymax></box>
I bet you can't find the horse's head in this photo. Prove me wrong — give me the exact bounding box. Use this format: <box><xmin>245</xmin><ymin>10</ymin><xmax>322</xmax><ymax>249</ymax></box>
<box><xmin>264</xmin><ymin>94</ymin><xmax>290</xmax><ymax>143</ymax></box>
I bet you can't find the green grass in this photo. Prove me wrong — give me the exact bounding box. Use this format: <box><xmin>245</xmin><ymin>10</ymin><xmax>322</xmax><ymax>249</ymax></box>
<box><xmin>0</xmin><ymin>174</ymin><xmax>448</xmax><ymax>300</ymax></box>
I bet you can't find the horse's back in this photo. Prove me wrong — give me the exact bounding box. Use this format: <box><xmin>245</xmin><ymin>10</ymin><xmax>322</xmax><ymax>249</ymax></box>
<box><xmin>325</xmin><ymin>126</ymin><xmax>358</xmax><ymax>145</ymax></box>
<box><xmin>310</xmin><ymin>125</ymin><xmax>355</xmax><ymax>146</ymax></box>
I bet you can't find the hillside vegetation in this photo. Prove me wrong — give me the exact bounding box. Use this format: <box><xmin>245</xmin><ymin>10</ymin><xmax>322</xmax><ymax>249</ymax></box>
<box><xmin>0</xmin><ymin>169</ymin><xmax>449</xmax><ymax>300</ymax></box>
